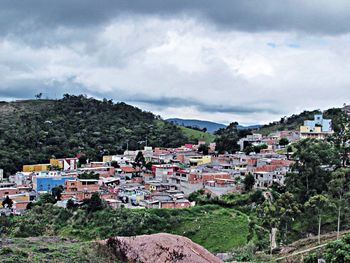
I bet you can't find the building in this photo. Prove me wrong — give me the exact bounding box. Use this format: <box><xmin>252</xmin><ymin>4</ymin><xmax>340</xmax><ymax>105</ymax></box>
<box><xmin>238</xmin><ymin>134</ymin><xmax>263</xmax><ymax>151</ymax></box>
<box><xmin>32</xmin><ymin>175</ymin><xmax>76</xmax><ymax>192</ymax></box>
<box><xmin>23</xmin><ymin>163</ymin><xmax>50</xmax><ymax>172</ymax></box>
<box><xmin>62</xmin><ymin>179</ymin><xmax>100</xmax><ymax>201</ymax></box>
<box><xmin>50</xmin><ymin>158</ymin><xmax>78</xmax><ymax>171</ymax></box>
<box><xmin>300</xmin><ymin>114</ymin><xmax>333</xmax><ymax>139</ymax></box>
<box><xmin>187</xmin><ymin>155</ymin><xmax>212</xmax><ymax>166</ymax></box>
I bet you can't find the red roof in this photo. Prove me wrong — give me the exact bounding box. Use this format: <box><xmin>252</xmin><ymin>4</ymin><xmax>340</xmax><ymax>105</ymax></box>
<box><xmin>120</xmin><ymin>166</ymin><xmax>137</xmax><ymax>173</ymax></box>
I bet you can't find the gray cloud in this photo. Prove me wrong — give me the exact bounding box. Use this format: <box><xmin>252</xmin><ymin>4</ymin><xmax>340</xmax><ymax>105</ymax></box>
<box><xmin>1</xmin><ymin>0</ymin><xmax>350</xmax><ymax>37</ymax></box>
<box><xmin>1</xmin><ymin>2</ymin><xmax>350</xmax><ymax>124</ymax></box>
<box><xmin>131</xmin><ymin>96</ymin><xmax>281</xmax><ymax>115</ymax></box>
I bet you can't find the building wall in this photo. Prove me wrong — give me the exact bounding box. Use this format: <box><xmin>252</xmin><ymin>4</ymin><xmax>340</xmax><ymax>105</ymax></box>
<box><xmin>33</xmin><ymin>176</ymin><xmax>75</xmax><ymax>192</ymax></box>
<box><xmin>23</xmin><ymin>164</ymin><xmax>50</xmax><ymax>172</ymax></box>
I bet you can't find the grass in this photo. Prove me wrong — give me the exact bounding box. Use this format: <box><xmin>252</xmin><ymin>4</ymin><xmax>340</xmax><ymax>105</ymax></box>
<box><xmin>179</xmin><ymin>126</ymin><xmax>216</xmax><ymax>143</ymax></box>
<box><xmin>170</xmin><ymin>208</ymin><xmax>250</xmax><ymax>253</ymax></box>
<box><xmin>0</xmin><ymin>237</ymin><xmax>107</xmax><ymax>263</ymax></box>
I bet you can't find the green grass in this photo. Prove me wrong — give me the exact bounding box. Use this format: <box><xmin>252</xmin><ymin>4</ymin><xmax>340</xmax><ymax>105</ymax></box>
<box><xmin>179</xmin><ymin>126</ymin><xmax>216</xmax><ymax>143</ymax></box>
<box><xmin>171</xmin><ymin>208</ymin><xmax>250</xmax><ymax>253</ymax></box>
<box><xmin>0</xmin><ymin>237</ymin><xmax>107</xmax><ymax>263</ymax></box>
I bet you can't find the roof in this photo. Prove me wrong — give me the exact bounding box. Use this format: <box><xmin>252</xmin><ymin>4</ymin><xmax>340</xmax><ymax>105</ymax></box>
<box><xmin>120</xmin><ymin>166</ymin><xmax>137</xmax><ymax>173</ymax></box>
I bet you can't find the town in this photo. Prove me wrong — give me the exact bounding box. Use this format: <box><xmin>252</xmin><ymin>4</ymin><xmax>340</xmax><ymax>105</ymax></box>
<box><xmin>0</xmin><ymin>113</ymin><xmax>332</xmax><ymax>215</ymax></box>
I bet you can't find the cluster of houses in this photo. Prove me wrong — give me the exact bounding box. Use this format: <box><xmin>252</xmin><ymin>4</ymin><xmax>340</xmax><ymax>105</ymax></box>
<box><xmin>0</xmin><ymin>114</ymin><xmax>333</xmax><ymax>215</ymax></box>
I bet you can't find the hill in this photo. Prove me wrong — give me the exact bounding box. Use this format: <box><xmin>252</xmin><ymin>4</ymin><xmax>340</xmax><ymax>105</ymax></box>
<box><xmin>254</xmin><ymin>107</ymin><xmax>343</xmax><ymax>135</ymax></box>
<box><xmin>179</xmin><ymin>126</ymin><xmax>216</xmax><ymax>144</ymax></box>
<box><xmin>166</xmin><ymin>118</ymin><xmax>226</xmax><ymax>133</ymax></box>
<box><xmin>0</xmin><ymin>95</ymin><xmax>195</xmax><ymax>174</ymax></box>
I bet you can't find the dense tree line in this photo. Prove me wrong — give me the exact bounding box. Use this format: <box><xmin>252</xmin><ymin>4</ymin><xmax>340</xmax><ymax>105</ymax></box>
<box><xmin>0</xmin><ymin>95</ymin><xmax>190</xmax><ymax>174</ymax></box>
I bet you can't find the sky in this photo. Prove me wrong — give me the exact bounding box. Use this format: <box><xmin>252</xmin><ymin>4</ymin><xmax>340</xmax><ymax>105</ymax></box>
<box><xmin>1</xmin><ymin>1</ymin><xmax>350</xmax><ymax>125</ymax></box>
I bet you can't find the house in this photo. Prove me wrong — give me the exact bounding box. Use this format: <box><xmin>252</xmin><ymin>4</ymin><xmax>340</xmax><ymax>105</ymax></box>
<box><xmin>64</xmin><ymin>179</ymin><xmax>99</xmax><ymax>193</ymax></box>
<box><xmin>23</xmin><ymin>163</ymin><xmax>50</xmax><ymax>172</ymax></box>
<box><xmin>152</xmin><ymin>165</ymin><xmax>176</xmax><ymax>182</ymax></box>
<box><xmin>79</xmin><ymin>166</ymin><xmax>115</xmax><ymax>178</ymax></box>
<box><xmin>187</xmin><ymin>155</ymin><xmax>212</xmax><ymax>166</ymax></box>
<box><xmin>50</xmin><ymin>158</ymin><xmax>78</xmax><ymax>171</ymax></box>
<box><xmin>238</xmin><ymin>134</ymin><xmax>263</xmax><ymax>151</ymax></box>
<box><xmin>140</xmin><ymin>192</ymin><xmax>191</xmax><ymax>209</ymax></box>
<box><xmin>144</xmin><ymin>181</ymin><xmax>177</xmax><ymax>192</ymax></box>
<box><xmin>32</xmin><ymin>175</ymin><xmax>76</xmax><ymax>192</ymax></box>
<box><xmin>300</xmin><ymin>114</ymin><xmax>333</xmax><ymax>139</ymax></box>
<box><xmin>62</xmin><ymin>179</ymin><xmax>99</xmax><ymax>201</ymax></box>
<box><xmin>0</xmin><ymin>188</ymin><xmax>19</xmax><ymax>198</ymax></box>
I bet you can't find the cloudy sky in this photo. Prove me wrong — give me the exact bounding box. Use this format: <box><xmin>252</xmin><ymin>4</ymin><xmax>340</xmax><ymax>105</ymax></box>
<box><xmin>1</xmin><ymin>1</ymin><xmax>350</xmax><ymax>125</ymax></box>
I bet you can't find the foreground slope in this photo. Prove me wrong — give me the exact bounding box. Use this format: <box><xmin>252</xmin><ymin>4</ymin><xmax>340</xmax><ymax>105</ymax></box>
<box><xmin>101</xmin><ymin>233</ymin><xmax>223</xmax><ymax>263</ymax></box>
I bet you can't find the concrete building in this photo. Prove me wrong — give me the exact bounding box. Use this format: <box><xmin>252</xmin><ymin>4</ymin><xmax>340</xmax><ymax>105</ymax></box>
<box><xmin>300</xmin><ymin>114</ymin><xmax>332</xmax><ymax>139</ymax></box>
<box><xmin>32</xmin><ymin>175</ymin><xmax>75</xmax><ymax>192</ymax></box>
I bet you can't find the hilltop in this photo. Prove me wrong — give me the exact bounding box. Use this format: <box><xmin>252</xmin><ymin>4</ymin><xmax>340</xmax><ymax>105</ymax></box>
<box><xmin>0</xmin><ymin>95</ymin><xmax>205</xmax><ymax>174</ymax></box>
<box><xmin>166</xmin><ymin>118</ymin><xmax>226</xmax><ymax>133</ymax></box>
<box><xmin>254</xmin><ymin>107</ymin><xmax>344</xmax><ymax>135</ymax></box>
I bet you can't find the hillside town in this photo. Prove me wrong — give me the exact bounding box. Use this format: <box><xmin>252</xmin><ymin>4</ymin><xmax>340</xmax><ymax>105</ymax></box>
<box><xmin>0</xmin><ymin>113</ymin><xmax>333</xmax><ymax>215</ymax></box>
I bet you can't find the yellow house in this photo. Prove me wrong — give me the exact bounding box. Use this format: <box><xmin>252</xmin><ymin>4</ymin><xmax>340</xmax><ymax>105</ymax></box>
<box><xmin>23</xmin><ymin>164</ymin><xmax>50</xmax><ymax>172</ymax></box>
<box><xmin>188</xmin><ymin>155</ymin><xmax>212</xmax><ymax>166</ymax></box>
<box><xmin>300</xmin><ymin>125</ymin><xmax>322</xmax><ymax>133</ymax></box>
<box><xmin>103</xmin><ymin>156</ymin><xmax>113</xmax><ymax>163</ymax></box>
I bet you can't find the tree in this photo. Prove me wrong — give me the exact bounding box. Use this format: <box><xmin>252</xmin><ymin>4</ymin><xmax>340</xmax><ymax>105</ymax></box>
<box><xmin>305</xmin><ymin>194</ymin><xmax>334</xmax><ymax>244</ymax></box>
<box><xmin>66</xmin><ymin>199</ymin><xmax>76</xmax><ymax>210</ymax></box>
<box><xmin>110</xmin><ymin>161</ymin><xmax>120</xmax><ymax>168</ymax></box>
<box><xmin>328</xmin><ymin>168</ymin><xmax>350</xmax><ymax>239</ymax></box>
<box><xmin>78</xmin><ymin>171</ymin><xmax>99</xmax><ymax>180</ymax></box>
<box><xmin>2</xmin><ymin>196</ymin><xmax>13</xmax><ymax>208</ymax></box>
<box><xmin>39</xmin><ymin>193</ymin><xmax>56</xmax><ymax>204</ymax></box>
<box><xmin>84</xmin><ymin>193</ymin><xmax>104</xmax><ymax>213</ymax></box>
<box><xmin>329</xmin><ymin>110</ymin><xmax>350</xmax><ymax>167</ymax></box>
<box><xmin>279</xmin><ymin>138</ymin><xmax>289</xmax><ymax>147</ymax></box>
<box><xmin>286</xmin><ymin>139</ymin><xmax>340</xmax><ymax>202</ymax></box>
<box><xmin>35</xmin><ymin>93</ymin><xmax>43</xmax><ymax>99</ymax></box>
<box><xmin>214</xmin><ymin>122</ymin><xmax>240</xmax><ymax>153</ymax></box>
<box><xmin>198</xmin><ymin>144</ymin><xmax>209</xmax><ymax>155</ymax></box>
<box><xmin>257</xmin><ymin>200</ymin><xmax>279</xmax><ymax>253</ymax></box>
<box><xmin>134</xmin><ymin>151</ymin><xmax>146</xmax><ymax>167</ymax></box>
<box><xmin>244</xmin><ymin>173</ymin><xmax>255</xmax><ymax>192</ymax></box>
<box><xmin>275</xmin><ymin>192</ymin><xmax>301</xmax><ymax>244</ymax></box>
<box><xmin>305</xmin><ymin>234</ymin><xmax>350</xmax><ymax>263</ymax></box>
<box><xmin>51</xmin><ymin>185</ymin><xmax>63</xmax><ymax>201</ymax></box>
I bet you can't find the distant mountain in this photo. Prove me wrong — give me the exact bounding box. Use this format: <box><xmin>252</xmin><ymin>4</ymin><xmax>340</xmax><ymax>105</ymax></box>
<box><xmin>166</xmin><ymin>118</ymin><xmax>226</xmax><ymax>133</ymax></box>
<box><xmin>166</xmin><ymin>118</ymin><xmax>262</xmax><ymax>133</ymax></box>
<box><xmin>238</xmin><ymin>124</ymin><xmax>262</xmax><ymax>130</ymax></box>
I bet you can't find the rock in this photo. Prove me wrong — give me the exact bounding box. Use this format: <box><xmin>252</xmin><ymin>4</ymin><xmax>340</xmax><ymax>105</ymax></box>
<box><xmin>100</xmin><ymin>233</ymin><xmax>223</xmax><ymax>263</ymax></box>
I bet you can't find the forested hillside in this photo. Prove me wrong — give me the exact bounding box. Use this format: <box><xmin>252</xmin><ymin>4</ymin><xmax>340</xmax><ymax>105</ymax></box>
<box><xmin>0</xmin><ymin>95</ymin><xmax>190</xmax><ymax>174</ymax></box>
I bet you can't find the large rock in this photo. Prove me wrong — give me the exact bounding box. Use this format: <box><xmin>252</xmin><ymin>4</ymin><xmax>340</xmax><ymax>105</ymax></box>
<box><xmin>100</xmin><ymin>233</ymin><xmax>223</xmax><ymax>263</ymax></box>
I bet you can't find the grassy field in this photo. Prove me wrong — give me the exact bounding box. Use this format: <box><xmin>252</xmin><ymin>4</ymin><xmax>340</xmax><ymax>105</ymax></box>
<box><xmin>171</xmin><ymin>208</ymin><xmax>250</xmax><ymax>253</ymax></box>
<box><xmin>0</xmin><ymin>237</ymin><xmax>107</xmax><ymax>263</ymax></box>
<box><xmin>179</xmin><ymin>126</ymin><xmax>216</xmax><ymax>143</ymax></box>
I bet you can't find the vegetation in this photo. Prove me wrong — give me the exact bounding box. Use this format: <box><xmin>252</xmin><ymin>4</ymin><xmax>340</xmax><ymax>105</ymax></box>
<box><xmin>255</xmin><ymin>107</ymin><xmax>343</xmax><ymax>135</ymax></box>
<box><xmin>1</xmin><ymin>204</ymin><xmax>251</xmax><ymax>254</ymax></box>
<box><xmin>0</xmin><ymin>95</ymin><xmax>192</xmax><ymax>174</ymax></box>
<box><xmin>0</xmin><ymin>237</ymin><xmax>109</xmax><ymax>263</ymax></box>
<box><xmin>179</xmin><ymin>125</ymin><xmax>215</xmax><ymax>144</ymax></box>
<box><xmin>305</xmin><ymin>234</ymin><xmax>350</xmax><ymax>263</ymax></box>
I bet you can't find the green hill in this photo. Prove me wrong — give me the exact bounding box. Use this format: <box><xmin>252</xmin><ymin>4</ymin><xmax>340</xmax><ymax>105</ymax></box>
<box><xmin>179</xmin><ymin>126</ymin><xmax>216</xmax><ymax>144</ymax></box>
<box><xmin>0</xmin><ymin>95</ymin><xmax>198</xmax><ymax>174</ymax></box>
<box><xmin>255</xmin><ymin>107</ymin><xmax>343</xmax><ymax>135</ymax></box>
